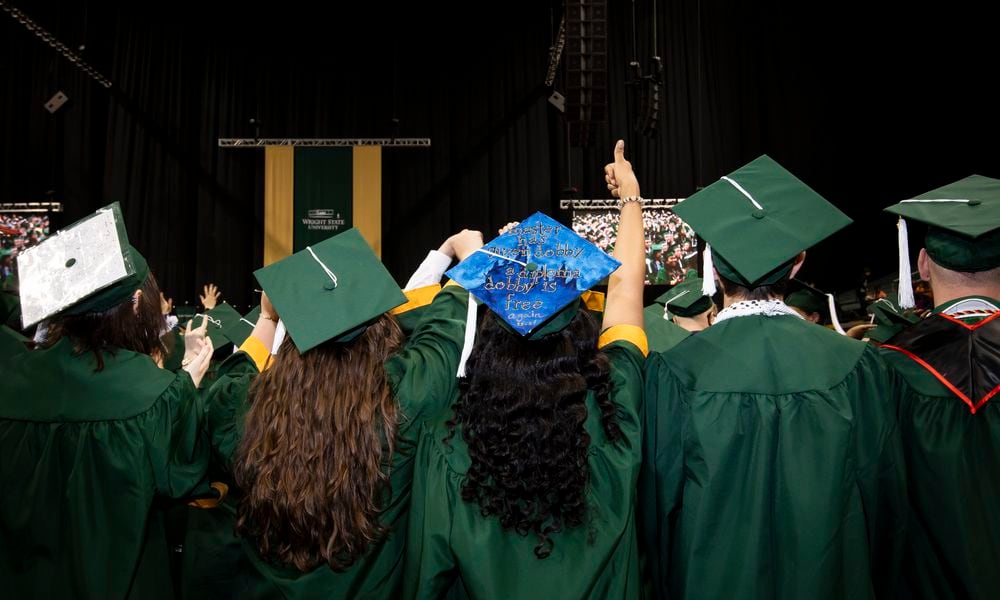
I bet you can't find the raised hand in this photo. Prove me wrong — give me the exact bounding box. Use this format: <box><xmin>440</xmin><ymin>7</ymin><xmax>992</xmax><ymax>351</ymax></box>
<box><xmin>182</xmin><ymin>335</ymin><xmax>215</xmax><ymax>388</ymax></box>
<box><xmin>451</xmin><ymin>229</ymin><xmax>485</xmax><ymax>261</ymax></box>
<box><xmin>498</xmin><ymin>221</ymin><xmax>520</xmax><ymax>236</ymax></box>
<box><xmin>604</xmin><ymin>139</ymin><xmax>640</xmax><ymax>200</ymax></box>
<box><xmin>199</xmin><ymin>283</ymin><xmax>220</xmax><ymax>310</ymax></box>
<box><xmin>159</xmin><ymin>292</ymin><xmax>174</xmax><ymax>316</ymax></box>
<box><xmin>183</xmin><ymin>314</ymin><xmax>210</xmax><ymax>353</ymax></box>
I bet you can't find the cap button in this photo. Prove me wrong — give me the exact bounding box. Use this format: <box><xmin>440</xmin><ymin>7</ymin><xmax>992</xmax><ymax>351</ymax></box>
<box><xmin>751</xmin><ymin>209</ymin><xmax>766</xmax><ymax>219</ymax></box>
<box><xmin>526</xmin><ymin>262</ymin><xmax>538</xmax><ymax>271</ymax></box>
<box><xmin>968</xmin><ymin>199</ymin><xmax>982</xmax><ymax>206</ymax></box>
<box><xmin>323</xmin><ymin>281</ymin><xmax>337</xmax><ymax>291</ymax></box>
<box><xmin>65</xmin><ymin>258</ymin><xmax>76</xmax><ymax>268</ymax></box>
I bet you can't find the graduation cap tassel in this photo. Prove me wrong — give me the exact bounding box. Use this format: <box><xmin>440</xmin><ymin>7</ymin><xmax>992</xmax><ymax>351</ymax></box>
<box><xmin>702</xmin><ymin>244</ymin><xmax>718</xmax><ymax>296</ymax></box>
<box><xmin>826</xmin><ymin>293</ymin><xmax>846</xmax><ymax>335</ymax></box>
<box><xmin>456</xmin><ymin>296</ymin><xmax>480</xmax><ymax>377</ymax></box>
<box><xmin>897</xmin><ymin>217</ymin><xmax>915</xmax><ymax>309</ymax></box>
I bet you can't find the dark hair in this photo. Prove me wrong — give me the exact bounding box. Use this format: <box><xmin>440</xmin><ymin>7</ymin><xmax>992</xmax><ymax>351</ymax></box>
<box><xmin>234</xmin><ymin>313</ymin><xmax>405</xmax><ymax>572</ymax></box>
<box><xmin>46</xmin><ymin>274</ymin><xmax>166</xmax><ymax>371</ymax></box>
<box><xmin>718</xmin><ymin>272</ymin><xmax>792</xmax><ymax>300</ymax></box>
<box><xmin>447</xmin><ymin>307</ymin><xmax>617</xmax><ymax>559</ymax></box>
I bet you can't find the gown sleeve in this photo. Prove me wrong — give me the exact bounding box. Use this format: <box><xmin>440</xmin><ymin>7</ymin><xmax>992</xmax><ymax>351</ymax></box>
<box><xmin>203</xmin><ymin>351</ymin><xmax>260</xmax><ymax>468</ymax></box>
<box><xmin>142</xmin><ymin>371</ymin><xmax>214</xmax><ymax>498</ymax></box>
<box><xmin>385</xmin><ymin>283</ymin><xmax>470</xmax><ymax>444</ymax></box>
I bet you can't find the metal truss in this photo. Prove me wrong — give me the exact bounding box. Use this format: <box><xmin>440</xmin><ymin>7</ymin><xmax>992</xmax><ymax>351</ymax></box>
<box><xmin>559</xmin><ymin>198</ymin><xmax>684</xmax><ymax>210</ymax></box>
<box><xmin>218</xmin><ymin>138</ymin><xmax>431</xmax><ymax>148</ymax></box>
<box><xmin>0</xmin><ymin>1</ymin><xmax>113</xmax><ymax>89</ymax></box>
<box><xmin>0</xmin><ymin>202</ymin><xmax>64</xmax><ymax>212</ymax></box>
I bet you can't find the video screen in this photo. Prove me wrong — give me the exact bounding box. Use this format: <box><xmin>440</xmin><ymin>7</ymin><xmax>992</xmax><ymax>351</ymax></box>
<box><xmin>1</xmin><ymin>211</ymin><xmax>53</xmax><ymax>283</ymax></box>
<box><xmin>572</xmin><ymin>207</ymin><xmax>698</xmax><ymax>286</ymax></box>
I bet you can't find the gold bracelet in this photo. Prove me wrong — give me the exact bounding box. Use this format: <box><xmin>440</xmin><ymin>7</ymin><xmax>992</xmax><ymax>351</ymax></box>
<box><xmin>618</xmin><ymin>195</ymin><xmax>643</xmax><ymax>208</ymax></box>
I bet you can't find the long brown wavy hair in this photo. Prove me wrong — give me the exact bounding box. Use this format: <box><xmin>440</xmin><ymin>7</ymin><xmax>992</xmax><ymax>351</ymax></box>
<box><xmin>233</xmin><ymin>313</ymin><xmax>405</xmax><ymax>572</ymax></box>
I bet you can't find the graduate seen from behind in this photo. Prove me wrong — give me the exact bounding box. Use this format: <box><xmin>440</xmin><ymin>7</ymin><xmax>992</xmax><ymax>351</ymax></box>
<box><xmin>0</xmin><ymin>203</ymin><xmax>215</xmax><ymax>599</ymax></box>
<box><xmin>643</xmin><ymin>268</ymin><xmax>715</xmax><ymax>354</ymax></box>
<box><xmin>640</xmin><ymin>156</ymin><xmax>907</xmax><ymax>600</ymax></box>
<box><xmin>205</xmin><ymin>227</ymin><xmax>483</xmax><ymax>598</ymax></box>
<box><xmin>880</xmin><ymin>176</ymin><xmax>1000</xmax><ymax>600</ymax></box>
<box><xmin>404</xmin><ymin>140</ymin><xmax>648</xmax><ymax>599</ymax></box>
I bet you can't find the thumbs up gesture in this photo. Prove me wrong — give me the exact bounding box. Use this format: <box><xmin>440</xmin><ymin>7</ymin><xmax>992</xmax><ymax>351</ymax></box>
<box><xmin>604</xmin><ymin>139</ymin><xmax>640</xmax><ymax>200</ymax></box>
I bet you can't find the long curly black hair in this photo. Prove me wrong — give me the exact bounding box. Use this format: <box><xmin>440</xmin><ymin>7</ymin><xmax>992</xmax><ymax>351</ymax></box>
<box><xmin>446</xmin><ymin>305</ymin><xmax>618</xmax><ymax>559</ymax></box>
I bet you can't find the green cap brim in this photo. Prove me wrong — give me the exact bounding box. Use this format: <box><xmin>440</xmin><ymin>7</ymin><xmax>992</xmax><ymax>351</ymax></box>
<box><xmin>925</xmin><ymin>226</ymin><xmax>1000</xmax><ymax>272</ymax></box>
<box><xmin>61</xmin><ymin>244</ymin><xmax>149</xmax><ymax>317</ymax></box>
<box><xmin>495</xmin><ymin>298</ymin><xmax>581</xmax><ymax>340</ymax></box>
<box><xmin>667</xmin><ymin>295</ymin><xmax>714</xmax><ymax>318</ymax></box>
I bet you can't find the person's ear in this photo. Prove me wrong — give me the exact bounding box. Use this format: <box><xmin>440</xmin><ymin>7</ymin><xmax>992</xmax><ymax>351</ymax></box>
<box><xmin>132</xmin><ymin>289</ymin><xmax>143</xmax><ymax>315</ymax></box>
<box><xmin>917</xmin><ymin>248</ymin><xmax>932</xmax><ymax>282</ymax></box>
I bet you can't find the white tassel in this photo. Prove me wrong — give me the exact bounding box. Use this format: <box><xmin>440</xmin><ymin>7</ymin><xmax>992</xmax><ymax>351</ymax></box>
<box><xmin>271</xmin><ymin>319</ymin><xmax>286</xmax><ymax>355</ymax></box>
<box><xmin>456</xmin><ymin>296</ymin><xmax>480</xmax><ymax>377</ymax></box>
<box><xmin>826</xmin><ymin>293</ymin><xmax>846</xmax><ymax>335</ymax></box>
<box><xmin>702</xmin><ymin>244</ymin><xmax>717</xmax><ymax>296</ymax></box>
<box><xmin>897</xmin><ymin>217</ymin><xmax>915</xmax><ymax>309</ymax></box>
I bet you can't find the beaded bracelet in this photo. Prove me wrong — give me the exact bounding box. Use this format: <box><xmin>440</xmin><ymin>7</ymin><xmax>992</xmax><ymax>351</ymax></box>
<box><xmin>618</xmin><ymin>195</ymin><xmax>643</xmax><ymax>208</ymax></box>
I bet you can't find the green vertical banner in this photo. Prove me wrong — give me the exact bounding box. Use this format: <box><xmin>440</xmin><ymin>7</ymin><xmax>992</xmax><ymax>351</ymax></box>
<box><xmin>293</xmin><ymin>147</ymin><xmax>353</xmax><ymax>251</ymax></box>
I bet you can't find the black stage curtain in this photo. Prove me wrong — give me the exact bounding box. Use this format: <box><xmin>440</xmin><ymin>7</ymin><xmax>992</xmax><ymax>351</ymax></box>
<box><xmin>3</xmin><ymin>1</ymin><xmax>1000</xmax><ymax>308</ymax></box>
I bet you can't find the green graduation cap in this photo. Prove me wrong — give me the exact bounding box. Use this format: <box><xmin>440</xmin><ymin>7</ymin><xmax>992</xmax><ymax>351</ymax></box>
<box><xmin>222</xmin><ymin>305</ymin><xmax>260</xmax><ymax>348</ymax></box>
<box><xmin>784</xmin><ymin>282</ymin><xmax>827</xmax><ymax>316</ymax></box>
<box><xmin>654</xmin><ymin>270</ymin><xmax>713</xmax><ymax>318</ymax></box>
<box><xmin>198</xmin><ymin>302</ymin><xmax>244</xmax><ymax>349</ymax></box>
<box><xmin>884</xmin><ymin>175</ymin><xmax>1000</xmax><ymax>308</ymax></box>
<box><xmin>865</xmin><ymin>298</ymin><xmax>920</xmax><ymax>343</ymax></box>
<box><xmin>254</xmin><ymin>228</ymin><xmax>407</xmax><ymax>353</ymax></box>
<box><xmin>672</xmin><ymin>155</ymin><xmax>853</xmax><ymax>293</ymax></box>
<box><xmin>784</xmin><ymin>279</ymin><xmax>846</xmax><ymax>333</ymax></box>
<box><xmin>16</xmin><ymin>202</ymin><xmax>149</xmax><ymax>328</ymax></box>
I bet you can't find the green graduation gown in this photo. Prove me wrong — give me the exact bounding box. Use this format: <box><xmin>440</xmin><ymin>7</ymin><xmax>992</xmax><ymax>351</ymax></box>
<box><xmin>205</xmin><ymin>284</ymin><xmax>470</xmax><ymax>599</ymax></box>
<box><xmin>879</xmin><ymin>296</ymin><xmax>1000</xmax><ymax>600</ymax></box>
<box><xmin>404</xmin><ymin>334</ymin><xmax>647</xmax><ymax>600</ymax></box>
<box><xmin>641</xmin><ymin>314</ymin><xmax>906</xmax><ymax>600</ymax></box>
<box><xmin>0</xmin><ymin>337</ymin><xmax>211</xmax><ymax>599</ymax></box>
<box><xmin>0</xmin><ymin>324</ymin><xmax>28</xmax><ymax>360</ymax></box>
<box><xmin>643</xmin><ymin>303</ymin><xmax>692</xmax><ymax>354</ymax></box>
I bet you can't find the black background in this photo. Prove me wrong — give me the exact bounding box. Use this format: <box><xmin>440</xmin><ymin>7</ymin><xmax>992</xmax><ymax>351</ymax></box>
<box><xmin>2</xmin><ymin>1</ymin><xmax>998</xmax><ymax>309</ymax></box>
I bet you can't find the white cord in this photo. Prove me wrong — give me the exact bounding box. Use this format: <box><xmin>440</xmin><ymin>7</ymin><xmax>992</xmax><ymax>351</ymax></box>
<box><xmin>720</xmin><ymin>176</ymin><xmax>764</xmax><ymax>210</ymax></box>
<box><xmin>306</xmin><ymin>246</ymin><xmax>338</xmax><ymax>288</ymax></box>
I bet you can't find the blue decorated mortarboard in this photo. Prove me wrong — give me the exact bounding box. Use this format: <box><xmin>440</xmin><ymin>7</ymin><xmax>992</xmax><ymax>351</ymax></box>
<box><xmin>446</xmin><ymin>212</ymin><xmax>621</xmax><ymax>336</ymax></box>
